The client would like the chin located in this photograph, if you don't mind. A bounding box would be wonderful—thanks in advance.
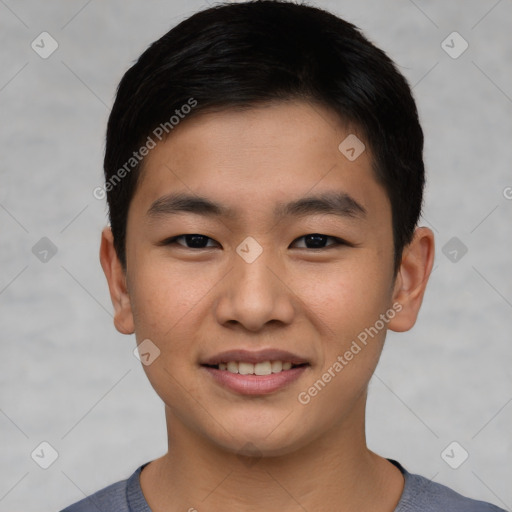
[223,434,306,459]
[208,415,310,459]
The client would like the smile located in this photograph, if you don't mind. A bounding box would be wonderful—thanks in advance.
[201,363,309,395]
[204,361,307,375]
[200,349,310,394]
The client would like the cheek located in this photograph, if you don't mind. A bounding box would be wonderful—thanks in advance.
[294,266,390,423]
[295,257,393,336]
[129,254,213,335]
[294,255,393,399]
[129,259,210,402]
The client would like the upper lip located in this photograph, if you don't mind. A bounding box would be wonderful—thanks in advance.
[201,349,309,366]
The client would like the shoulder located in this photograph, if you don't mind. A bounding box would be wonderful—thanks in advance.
[59,465,146,512]
[59,479,129,512]
[395,463,506,512]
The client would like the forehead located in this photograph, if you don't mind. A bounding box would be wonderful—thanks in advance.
[130,101,389,224]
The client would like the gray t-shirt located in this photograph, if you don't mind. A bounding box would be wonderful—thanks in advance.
[60,459,506,511]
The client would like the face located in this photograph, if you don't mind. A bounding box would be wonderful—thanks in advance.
[101,101,433,457]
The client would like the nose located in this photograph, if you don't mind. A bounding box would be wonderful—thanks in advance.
[213,243,296,333]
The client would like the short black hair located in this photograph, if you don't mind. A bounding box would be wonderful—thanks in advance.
[104,0,424,274]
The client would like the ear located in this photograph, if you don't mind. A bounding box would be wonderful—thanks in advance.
[388,227,435,332]
[99,226,135,335]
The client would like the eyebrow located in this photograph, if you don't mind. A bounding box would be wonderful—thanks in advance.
[147,191,367,221]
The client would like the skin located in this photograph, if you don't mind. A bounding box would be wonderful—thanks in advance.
[100,101,435,512]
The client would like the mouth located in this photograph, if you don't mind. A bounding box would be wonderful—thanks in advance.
[202,361,309,375]
[200,349,310,395]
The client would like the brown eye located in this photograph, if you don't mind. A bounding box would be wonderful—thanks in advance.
[162,234,219,249]
[291,234,347,249]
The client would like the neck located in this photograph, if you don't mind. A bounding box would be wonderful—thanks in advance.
[140,396,404,512]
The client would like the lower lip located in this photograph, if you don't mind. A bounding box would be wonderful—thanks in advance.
[201,365,308,395]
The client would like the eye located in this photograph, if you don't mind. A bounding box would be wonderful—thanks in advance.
[291,233,348,249]
[160,233,349,250]
[162,234,219,249]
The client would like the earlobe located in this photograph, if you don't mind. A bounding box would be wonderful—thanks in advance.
[388,227,435,333]
[99,226,135,335]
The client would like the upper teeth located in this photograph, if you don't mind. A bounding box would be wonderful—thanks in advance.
[217,361,294,375]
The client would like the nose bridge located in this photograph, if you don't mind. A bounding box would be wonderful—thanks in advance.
[234,236,280,305]
[235,242,276,295]
[214,235,295,331]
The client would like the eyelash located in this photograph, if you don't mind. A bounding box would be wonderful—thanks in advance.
[160,234,350,250]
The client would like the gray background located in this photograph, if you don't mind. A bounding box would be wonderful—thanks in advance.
[1,0,511,510]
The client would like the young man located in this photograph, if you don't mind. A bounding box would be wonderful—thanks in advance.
[61,1,505,511]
